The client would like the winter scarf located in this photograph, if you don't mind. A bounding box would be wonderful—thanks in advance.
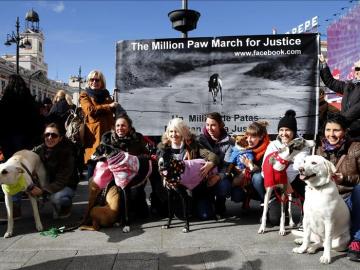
[321,137,346,153]
[1,174,27,196]
[109,128,137,151]
[252,135,270,161]
[86,88,110,104]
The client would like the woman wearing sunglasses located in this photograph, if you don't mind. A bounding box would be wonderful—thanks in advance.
[79,70,118,179]
[31,123,80,219]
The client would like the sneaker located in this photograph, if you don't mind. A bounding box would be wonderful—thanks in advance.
[0,203,22,222]
[348,240,360,262]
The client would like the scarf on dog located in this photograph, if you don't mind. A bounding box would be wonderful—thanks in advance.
[107,151,139,189]
[86,88,110,104]
[252,135,270,161]
[1,174,27,196]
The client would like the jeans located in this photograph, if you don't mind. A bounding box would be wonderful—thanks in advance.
[87,160,97,181]
[251,172,265,202]
[231,187,246,203]
[344,185,360,241]
[50,186,75,211]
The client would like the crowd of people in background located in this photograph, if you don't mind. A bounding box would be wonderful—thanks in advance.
[0,55,360,262]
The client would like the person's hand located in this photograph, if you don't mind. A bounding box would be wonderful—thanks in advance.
[319,54,326,63]
[109,102,118,108]
[240,156,254,171]
[332,172,343,185]
[30,186,43,197]
[200,161,214,178]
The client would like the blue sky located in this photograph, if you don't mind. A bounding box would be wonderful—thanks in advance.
[0,0,355,90]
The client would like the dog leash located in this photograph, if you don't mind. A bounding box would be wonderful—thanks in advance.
[19,162,48,206]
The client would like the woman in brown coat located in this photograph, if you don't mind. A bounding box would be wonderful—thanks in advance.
[316,113,360,262]
[80,70,117,179]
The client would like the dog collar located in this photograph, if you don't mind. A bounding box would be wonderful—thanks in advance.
[273,152,289,166]
[1,174,27,196]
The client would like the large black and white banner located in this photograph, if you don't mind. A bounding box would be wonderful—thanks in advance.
[116,34,319,136]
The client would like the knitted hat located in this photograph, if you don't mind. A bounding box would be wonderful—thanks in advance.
[278,110,297,134]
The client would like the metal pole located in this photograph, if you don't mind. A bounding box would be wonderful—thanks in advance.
[78,66,82,92]
[182,0,188,38]
[15,17,20,74]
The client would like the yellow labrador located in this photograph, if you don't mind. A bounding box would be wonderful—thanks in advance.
[0,150,47,238]
[292,155,350,264]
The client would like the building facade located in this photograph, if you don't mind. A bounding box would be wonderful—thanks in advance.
[0,9,77,101]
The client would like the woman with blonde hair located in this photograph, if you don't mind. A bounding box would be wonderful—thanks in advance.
[80,70,117,179]
[157,118,219,219]
[48,89,73,127]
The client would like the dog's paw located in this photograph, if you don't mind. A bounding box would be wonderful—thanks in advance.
[292,246,306,254]
[162,225,170,229]
[182,227,189,233]
[258,226,265,234]
[3,231,13,238]
[319,255,331,264]
[36,223,43,232]
[306,246,318,254]
[294,238,303,245]
[279,229,286,236]
[289,221,296,228]
[122,226,130,233]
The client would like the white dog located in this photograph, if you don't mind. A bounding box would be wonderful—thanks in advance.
[0,150,47,238]
[259,138,315,235]
[292,155,350,264]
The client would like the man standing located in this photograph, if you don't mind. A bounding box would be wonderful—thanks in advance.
[319,54,360,137]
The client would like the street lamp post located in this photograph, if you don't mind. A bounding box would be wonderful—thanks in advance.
[70,66,86,106]
[168,0,200,38]
[4,17,29,74]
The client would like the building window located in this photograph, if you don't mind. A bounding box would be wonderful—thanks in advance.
[39,41,42,52]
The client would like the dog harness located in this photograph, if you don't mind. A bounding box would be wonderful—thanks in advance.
[2,174,27,196]
[263,152,289,188]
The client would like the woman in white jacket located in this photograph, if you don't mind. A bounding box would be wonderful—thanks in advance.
[262,110,310,200]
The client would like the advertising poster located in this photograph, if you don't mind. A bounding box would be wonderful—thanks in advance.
[116,34,319,136]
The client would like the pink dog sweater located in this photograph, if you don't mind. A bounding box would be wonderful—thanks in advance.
[181,159,218,190]
[93,161,113,189]
[107,151,139,189]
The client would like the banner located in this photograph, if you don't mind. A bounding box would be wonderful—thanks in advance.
[116,34,319,136]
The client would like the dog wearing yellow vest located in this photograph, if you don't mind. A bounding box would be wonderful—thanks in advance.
[0,150,47,238]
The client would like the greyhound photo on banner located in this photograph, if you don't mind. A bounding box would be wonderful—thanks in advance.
[115,33,319,136]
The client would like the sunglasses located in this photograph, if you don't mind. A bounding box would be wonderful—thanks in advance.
[89,78,100,82]
[44,132,59,139]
